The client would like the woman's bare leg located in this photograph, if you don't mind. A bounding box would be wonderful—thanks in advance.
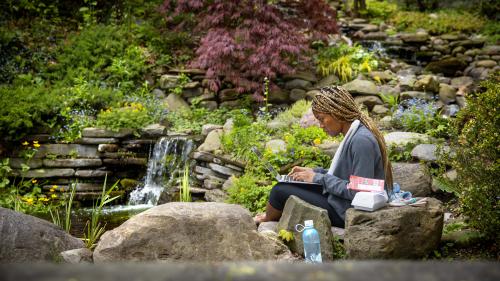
[254,202,282,224]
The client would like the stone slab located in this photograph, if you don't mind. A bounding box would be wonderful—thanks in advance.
[34,144,99,159]
[82,128,134,138]
[74,138,119,145]
[8,158,43,169]
[12,168,75,178]
[102,158,148,166]
[75,170,111,178]
[42,159,102,168]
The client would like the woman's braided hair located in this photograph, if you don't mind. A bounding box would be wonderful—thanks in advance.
[311,85,393,191]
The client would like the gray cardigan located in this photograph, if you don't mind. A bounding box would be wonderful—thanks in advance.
[312,124,385,221]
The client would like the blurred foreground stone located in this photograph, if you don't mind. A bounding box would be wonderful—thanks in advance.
[1,261,498,281]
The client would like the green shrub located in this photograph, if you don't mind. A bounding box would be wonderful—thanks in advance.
[446,75,499,241]
[0,84,62,139]
[273,100,311,124]
[96,102,154,134]
[391,10,486,34]
[166,106,236,134]
[226,174,273,214]
[316,43,378,82]
[361,0,398,22]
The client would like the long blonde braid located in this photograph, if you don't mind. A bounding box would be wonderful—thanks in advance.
[311,85,393,191]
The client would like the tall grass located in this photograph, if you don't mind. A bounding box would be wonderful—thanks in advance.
[49,183,76,233]
[83,175,120,249]
[179,165,191,202]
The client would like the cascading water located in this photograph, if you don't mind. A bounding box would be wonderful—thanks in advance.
[128,137,194,206]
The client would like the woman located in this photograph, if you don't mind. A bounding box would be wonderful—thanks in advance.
[254,85,393,227]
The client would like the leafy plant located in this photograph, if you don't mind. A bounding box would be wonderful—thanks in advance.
[391,98,449,138]
[83,177,121,249]
[96,102,154,134]
[278,229,294,242]
[316,43,378,82]
[360,0,398,22]
[226,174,273,214]
[378,93,399,113]
[445,74,499,241]
[0,84,62,140]
[167,106,236,134]
[390,10,486,34]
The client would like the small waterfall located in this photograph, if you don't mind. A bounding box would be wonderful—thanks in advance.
[128,137,194,206]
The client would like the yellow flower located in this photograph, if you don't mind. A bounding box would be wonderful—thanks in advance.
[59,187,65,192]
[22,141,29,146]
[50,188,55,192]
[33,140,39,144]
[52,185,58,189]
[25,198,34,205]
[313,138,322,145]
[33,143,41,148]
[31,179,38,184]
[51,194,58,199]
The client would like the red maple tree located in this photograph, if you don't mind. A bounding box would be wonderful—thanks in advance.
[160,0,338,99]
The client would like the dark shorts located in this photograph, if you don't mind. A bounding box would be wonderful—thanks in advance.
[268,182,344,228]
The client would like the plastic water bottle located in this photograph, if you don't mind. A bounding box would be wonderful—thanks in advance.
[302,220,322,263]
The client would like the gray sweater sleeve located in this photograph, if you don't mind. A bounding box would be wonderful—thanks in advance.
[312,135,378,200]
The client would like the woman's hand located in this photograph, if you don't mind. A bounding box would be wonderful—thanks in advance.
[289,166,315,183]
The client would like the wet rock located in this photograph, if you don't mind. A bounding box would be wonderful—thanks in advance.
[208,163,242,177]
[481,45,500,56]
[450,76,474,88]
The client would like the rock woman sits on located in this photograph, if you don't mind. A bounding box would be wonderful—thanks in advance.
[254,85,393,228]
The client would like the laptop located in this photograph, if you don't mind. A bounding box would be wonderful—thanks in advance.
[251,147,321,186]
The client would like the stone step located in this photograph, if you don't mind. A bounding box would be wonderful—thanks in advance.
[12,168,75,178]
[42,159,102,168]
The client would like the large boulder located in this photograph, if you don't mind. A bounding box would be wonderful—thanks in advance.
[93,202,291,262]
[164,94,190,112]
[345,198,443,259]
[414,75,440,93]
[392,162,432,197]
[276,196,335,261]
[0,207,84,262]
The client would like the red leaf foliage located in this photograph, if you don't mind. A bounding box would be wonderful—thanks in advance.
[160,0,338,98]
